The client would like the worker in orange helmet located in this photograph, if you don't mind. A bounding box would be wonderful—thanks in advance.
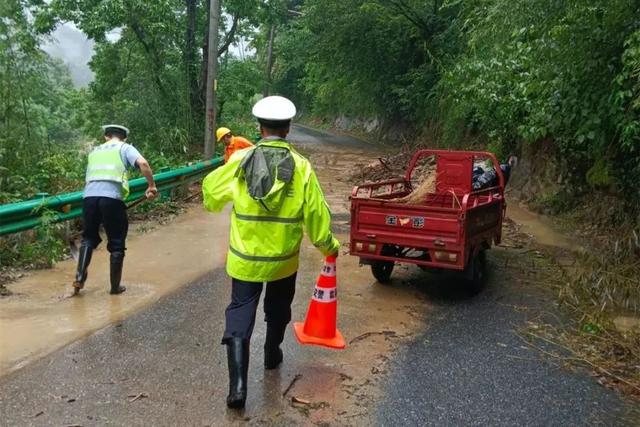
[216,127,254,163]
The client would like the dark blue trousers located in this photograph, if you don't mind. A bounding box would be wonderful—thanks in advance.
[81,197,128,252]
[222,273,297,344]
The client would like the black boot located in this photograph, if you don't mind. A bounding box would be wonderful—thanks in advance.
[109,251,126,295]
[73,243,93,291]
[226,338,249,409]
[264,324,285,370]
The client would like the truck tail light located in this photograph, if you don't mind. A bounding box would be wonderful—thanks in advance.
[355,242,364,251]
[368,244,377,252]
[434,251,457,262]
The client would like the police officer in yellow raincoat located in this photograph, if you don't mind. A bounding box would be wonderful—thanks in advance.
[202,96,340,409]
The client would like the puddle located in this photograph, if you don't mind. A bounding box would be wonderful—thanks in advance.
[506,201,581,251]
[0,207,231,375]
[0,132,388,381]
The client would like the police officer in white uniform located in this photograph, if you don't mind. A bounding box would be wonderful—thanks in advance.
[73,125,158,295]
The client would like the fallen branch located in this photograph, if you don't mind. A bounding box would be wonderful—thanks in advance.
[291,396,310,405]
[378,157,392,172]
[282,374,302,398]
[127,393,148,403]
[349,330,397,344]
[516,331,640,394]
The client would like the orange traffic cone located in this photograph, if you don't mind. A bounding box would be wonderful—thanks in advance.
[293,256,345,349]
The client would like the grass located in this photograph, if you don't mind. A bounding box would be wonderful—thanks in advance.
[521,228,640,399]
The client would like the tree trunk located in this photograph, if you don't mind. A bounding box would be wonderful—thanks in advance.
[200,6,239,107]
[263,24,275,97]
[204,0,220,158]
[200,0,210,110]
[184,0,200,143]
[130,21,172,101]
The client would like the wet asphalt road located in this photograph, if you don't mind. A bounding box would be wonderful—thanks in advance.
[2,263,354,426]
[1,125,638,426]
[376,250,637,426]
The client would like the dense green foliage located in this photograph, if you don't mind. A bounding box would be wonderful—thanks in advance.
[1,0,272,266]
[272,0,640,205]
[3,0,640,207]
[0,0,276,203]
[438,0,640,198]
[35,0,266,161]
[0,1,87,202]
[274,0,461,121]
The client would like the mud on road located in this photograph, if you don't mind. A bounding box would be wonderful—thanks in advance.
[0,126,430,425]
[1,125,634,425]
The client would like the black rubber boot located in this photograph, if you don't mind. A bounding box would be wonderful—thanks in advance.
[109,251,126,295]
[226,338,249,409]
[73,243,93,291]
[264,324,285,370]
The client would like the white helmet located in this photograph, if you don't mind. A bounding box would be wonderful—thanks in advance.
[102,124,130,137]
[252,96,296,121]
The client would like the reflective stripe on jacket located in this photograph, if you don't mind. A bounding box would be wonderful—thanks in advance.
[86,141,130,199]
[202,138,340,282]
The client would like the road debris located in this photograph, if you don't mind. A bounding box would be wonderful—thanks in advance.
[349,330,397,344]
[282,374,302,398]
[128,393,149,403]
[291,396,310,405]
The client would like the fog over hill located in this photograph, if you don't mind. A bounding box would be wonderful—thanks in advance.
[42,23,95,88]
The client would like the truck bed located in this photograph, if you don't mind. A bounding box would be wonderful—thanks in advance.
[349,178,503,271]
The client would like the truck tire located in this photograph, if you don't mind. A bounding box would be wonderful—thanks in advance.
[371,260,394,283]
[466,250,486,294]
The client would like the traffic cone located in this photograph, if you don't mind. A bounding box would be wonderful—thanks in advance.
[293,256,345,350]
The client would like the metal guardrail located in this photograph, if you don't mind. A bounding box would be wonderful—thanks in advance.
[0,157,224,236]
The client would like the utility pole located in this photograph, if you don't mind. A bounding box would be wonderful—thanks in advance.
[204,0,220,158]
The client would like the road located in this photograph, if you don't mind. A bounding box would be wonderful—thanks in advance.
[1,125,637,426]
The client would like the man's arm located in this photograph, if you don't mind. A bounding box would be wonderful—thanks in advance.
[202,161,235,212]
[302,169,340,257]
[135,157,158,199]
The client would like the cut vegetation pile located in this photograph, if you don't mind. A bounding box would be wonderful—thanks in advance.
[349,151,437,205]
[523,228,640,399]
[349,150,414,183]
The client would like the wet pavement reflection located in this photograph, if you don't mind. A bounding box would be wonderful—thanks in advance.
[1,125,609,426]
[0,126,433,425]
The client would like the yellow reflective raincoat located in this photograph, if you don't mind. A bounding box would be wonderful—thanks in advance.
[202,138,340,282]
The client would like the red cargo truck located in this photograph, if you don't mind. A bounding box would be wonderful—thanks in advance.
[349,149,506,292]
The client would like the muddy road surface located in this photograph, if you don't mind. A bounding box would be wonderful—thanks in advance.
[0,125,636,426]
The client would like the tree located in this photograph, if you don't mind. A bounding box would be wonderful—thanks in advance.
[0,0,85,202]
[36,0,261,150]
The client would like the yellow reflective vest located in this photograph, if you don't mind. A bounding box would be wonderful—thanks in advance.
[86,140,130,199]
[202,138,340,282]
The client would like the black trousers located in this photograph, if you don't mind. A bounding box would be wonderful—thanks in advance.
[81,197,128,252]
[222,273,297,344]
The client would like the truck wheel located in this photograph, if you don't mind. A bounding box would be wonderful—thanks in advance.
[371,260,394,283]
[467,251,486,294]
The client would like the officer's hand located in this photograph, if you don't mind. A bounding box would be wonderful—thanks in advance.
[145,186,159,200]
